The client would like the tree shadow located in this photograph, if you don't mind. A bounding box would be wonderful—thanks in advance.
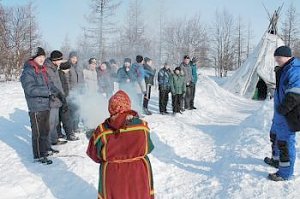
[0,108,97,199]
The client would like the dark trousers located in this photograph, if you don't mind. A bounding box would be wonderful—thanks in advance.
[172,94,183,113]
[185,83,195,109]
[57,107,73,138]
[159,89,170,113]
[69,102,79,132]
[191,83,196,107]
[143,85,152,109]
[29,110,50,159]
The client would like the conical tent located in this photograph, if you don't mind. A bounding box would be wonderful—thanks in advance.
[223,9,284,99]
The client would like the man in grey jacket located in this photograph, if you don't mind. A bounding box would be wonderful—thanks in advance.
[180,55,194,110]
[45,50,72,147]
[20,47,54,165]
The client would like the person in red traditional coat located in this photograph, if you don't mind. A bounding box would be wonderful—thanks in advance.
[87,90,155,199]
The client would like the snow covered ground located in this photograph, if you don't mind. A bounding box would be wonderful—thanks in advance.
[0,73,300,199]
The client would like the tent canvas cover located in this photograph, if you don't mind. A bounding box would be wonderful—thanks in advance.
[223,8,285,99]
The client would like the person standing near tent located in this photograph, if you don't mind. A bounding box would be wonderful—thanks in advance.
[86,90,154,199]
[20,47,53,164]
[158,63,172,115]
[265,46,300,181]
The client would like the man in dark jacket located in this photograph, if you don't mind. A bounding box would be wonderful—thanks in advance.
[109,58,119,85]
[158,63,172,114]
[265,46,300,181]
[59,51,82,134]
[117,58,141,112]
[132,55,146,113]
[20,47,53,165]
[180,55,194,111]
[46,50,78,144]
[143,57,156,115]
[97,61,114,98]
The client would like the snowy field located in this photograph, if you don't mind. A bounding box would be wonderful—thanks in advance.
[1,73,300,199]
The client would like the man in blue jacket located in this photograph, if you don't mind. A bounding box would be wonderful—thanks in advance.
[20,47,56,165]
[265,46,300,181]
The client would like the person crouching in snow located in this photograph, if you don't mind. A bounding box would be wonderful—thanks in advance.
[170,67,186,114]
[86,90,155,199]
[265,46,300,181]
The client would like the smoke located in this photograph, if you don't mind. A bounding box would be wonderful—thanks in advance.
[68,66,146,130]
[69,86,109,130]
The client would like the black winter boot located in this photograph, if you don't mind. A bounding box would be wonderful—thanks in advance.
[268,173,287,181]
[264,157,279,168]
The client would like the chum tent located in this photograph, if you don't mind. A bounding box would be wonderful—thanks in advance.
[223,8,284,99]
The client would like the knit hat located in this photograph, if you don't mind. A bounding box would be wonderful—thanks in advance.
[175,66,181,71]
[108,90,131,116]
[109,59,117,64]
[88,58,97,64]
[183,55,190,60]
[274,46,292,57]
[144,57,151,63]
[136,55,143,63]
[50,50,63,61]
[31,47,46,59]
[124,58,131,64]
[69,51,78,59]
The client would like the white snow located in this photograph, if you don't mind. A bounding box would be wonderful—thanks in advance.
[1,72,300,199]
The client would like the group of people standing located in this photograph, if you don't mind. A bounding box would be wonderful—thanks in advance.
[158,55,198,114]
[20,48,86,164]
[20,47,200,198]
[117,55,156,115]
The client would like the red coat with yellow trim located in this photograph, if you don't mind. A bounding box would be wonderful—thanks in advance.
[87,117,155,199]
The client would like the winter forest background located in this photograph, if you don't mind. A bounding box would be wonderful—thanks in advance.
[0,0,299,81]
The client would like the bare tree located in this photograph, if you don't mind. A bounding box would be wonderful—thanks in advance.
[211,9,236,77]
[162,14,209,67]
[60,34,72,58]
[281,3,299,48]
[84,0,121,61]
[120,0,150,58]
[0,2,41,80]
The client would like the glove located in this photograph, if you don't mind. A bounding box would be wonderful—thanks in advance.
[57,92,67,104]
[192,57,198,64]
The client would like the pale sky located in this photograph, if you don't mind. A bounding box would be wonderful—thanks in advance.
[1,0,299,50]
